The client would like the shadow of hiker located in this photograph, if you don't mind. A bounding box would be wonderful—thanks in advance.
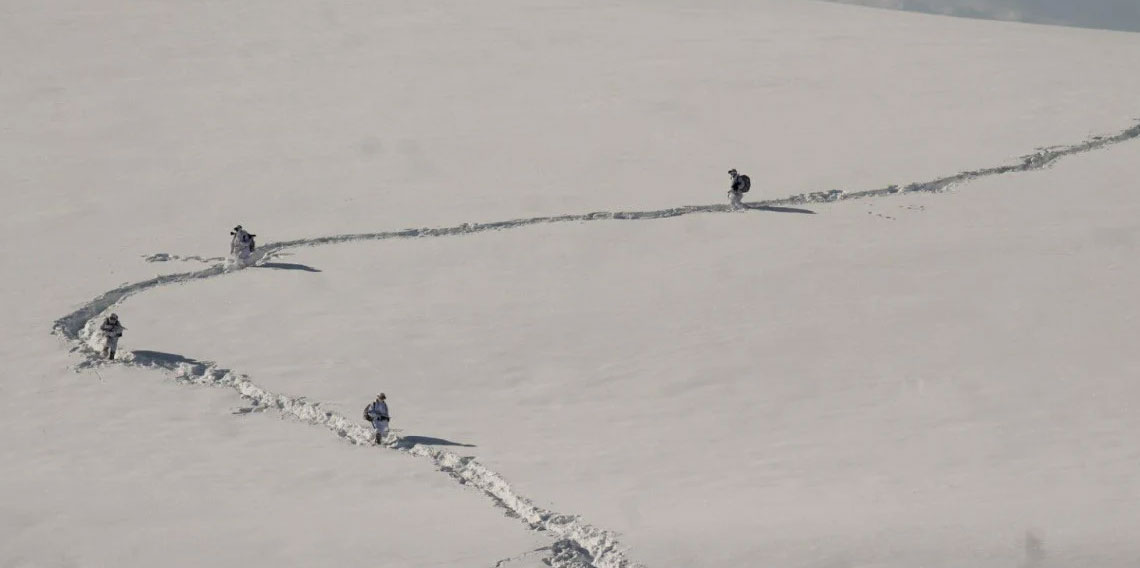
[395,435,477,448]
[128,350,201,366]
[257,262,322,272]
[748,205,816,214]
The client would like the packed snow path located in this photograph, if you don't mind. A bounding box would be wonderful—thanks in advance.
[51,121,1140,568]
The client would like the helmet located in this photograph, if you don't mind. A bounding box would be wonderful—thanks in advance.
[233,225,243,232]
[728,169,738,176]
[377,393,386,400]
[108,313,119,320]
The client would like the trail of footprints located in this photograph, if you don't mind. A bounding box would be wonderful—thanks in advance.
[53,122,1140,568]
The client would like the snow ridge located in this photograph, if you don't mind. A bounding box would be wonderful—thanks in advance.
[51,121,1140,568]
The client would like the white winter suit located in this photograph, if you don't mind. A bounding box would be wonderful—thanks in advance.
[366,400,390,439]
[99,318,124,359]
[728,173,749,210]
[230,229,255,261]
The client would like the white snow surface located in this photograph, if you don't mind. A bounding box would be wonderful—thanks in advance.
[4,0,1140,566]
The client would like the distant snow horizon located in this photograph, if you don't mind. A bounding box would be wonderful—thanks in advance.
[822,0,1140,33]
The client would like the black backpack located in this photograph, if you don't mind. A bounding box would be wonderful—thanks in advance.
[735,175,751,193]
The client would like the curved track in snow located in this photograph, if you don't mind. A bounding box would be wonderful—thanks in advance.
[52,121,1140,568]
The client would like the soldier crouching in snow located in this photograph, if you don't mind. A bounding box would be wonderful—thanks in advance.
[230,225,256,264]
[99,313,124,360]
[364,393,390,444]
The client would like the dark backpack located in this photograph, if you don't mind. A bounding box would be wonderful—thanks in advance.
[735,175,751,193]
[363,405,371,421]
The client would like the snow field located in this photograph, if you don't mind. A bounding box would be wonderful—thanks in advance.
[117,135,1140,567]
[5,0,1140,566]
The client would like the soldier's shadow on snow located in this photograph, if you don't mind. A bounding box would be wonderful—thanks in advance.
[746,204,816,214]
[256,262,322,273]
[129,350,201,367]
[395,435,476,448]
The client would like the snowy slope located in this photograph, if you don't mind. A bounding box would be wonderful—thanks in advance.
[116,133,1140,568]
[4,0,1140,566]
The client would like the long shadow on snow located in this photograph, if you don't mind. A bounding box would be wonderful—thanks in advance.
[746,204,816,214]
[129,350,225,377]
[394,435,476,448]
[130,350,199,365]
[256,262,322,272]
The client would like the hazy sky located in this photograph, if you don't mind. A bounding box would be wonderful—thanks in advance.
[826,0,1140,32]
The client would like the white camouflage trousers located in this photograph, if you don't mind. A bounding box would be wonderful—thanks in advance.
[102,335,119,357]
[728,190,746,210]
[371,417,390,438]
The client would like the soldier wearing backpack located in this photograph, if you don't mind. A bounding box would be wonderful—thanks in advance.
[728,168,751,210]
[230,225,256,263]
[363,393,390,444]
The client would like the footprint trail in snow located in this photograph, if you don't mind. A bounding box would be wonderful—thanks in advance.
[52,121,1140,568]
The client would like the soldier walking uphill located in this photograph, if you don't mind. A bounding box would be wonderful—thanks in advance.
[230,225,256,264]
[364,393,391,444]
[727,168,751,210]
[99,313,124,360]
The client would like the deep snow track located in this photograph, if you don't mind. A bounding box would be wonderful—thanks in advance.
[51,121,1140,568]
[109,350,635,568]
